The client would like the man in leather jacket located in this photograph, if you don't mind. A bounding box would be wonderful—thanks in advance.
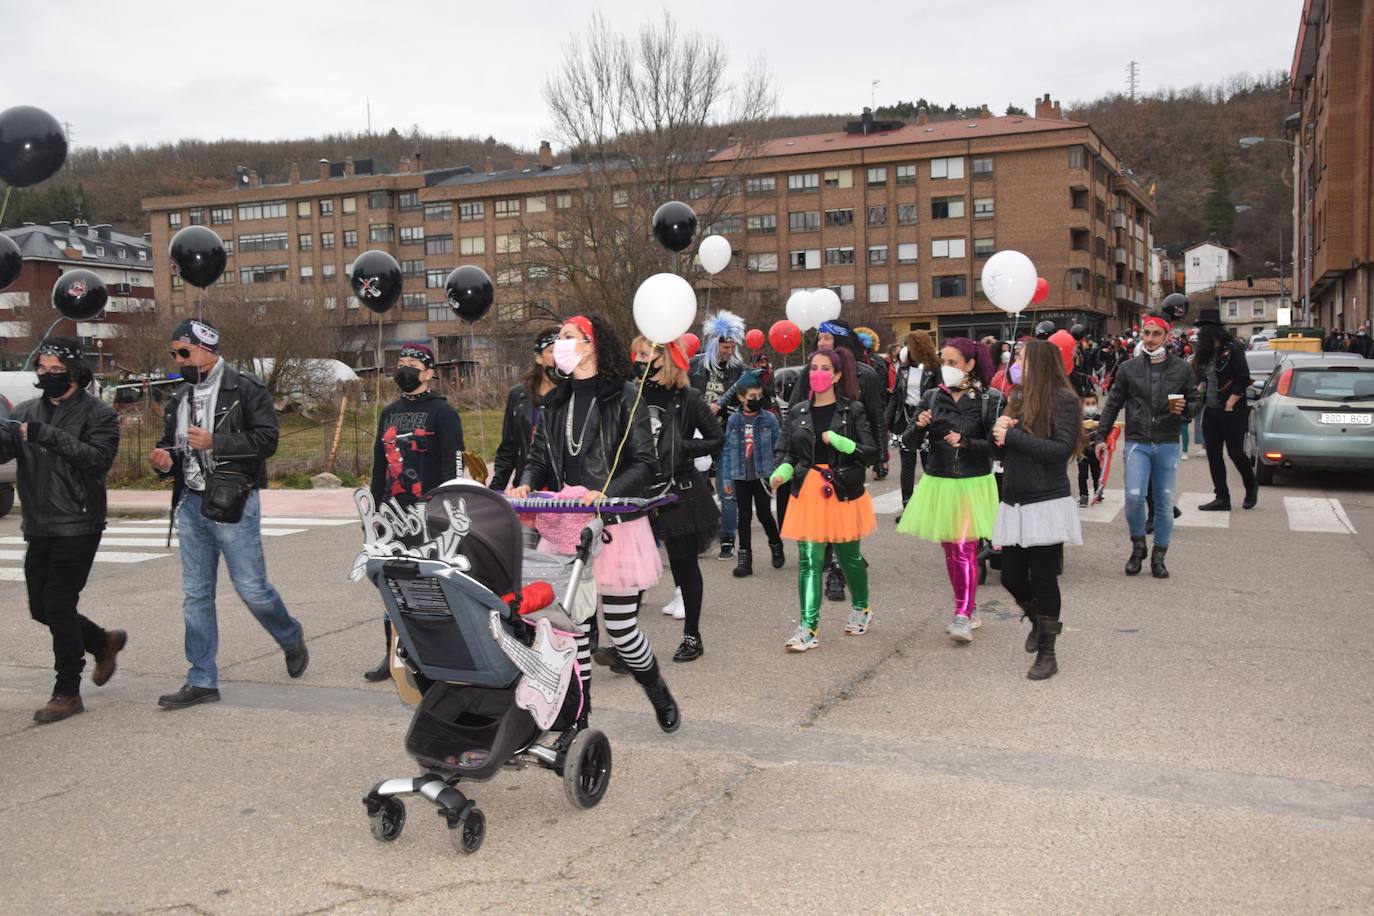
[149,319,307,709]
[0,339,125,723]
[1093,313,1200,579]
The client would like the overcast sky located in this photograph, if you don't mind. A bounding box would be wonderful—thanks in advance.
[6,0,1301,153]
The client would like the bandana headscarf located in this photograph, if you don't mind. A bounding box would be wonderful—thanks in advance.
[38,340,81,362]
[399,342,435,368]
[565,315,595,344]
[171,318,221,353]
[533,329,559,354]
[1141,315,1172,333]
[818,321,851,338]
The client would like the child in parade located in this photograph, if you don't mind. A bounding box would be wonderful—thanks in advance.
[719,374,784,578]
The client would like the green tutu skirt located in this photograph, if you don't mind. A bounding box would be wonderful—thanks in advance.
[897,473,999,543]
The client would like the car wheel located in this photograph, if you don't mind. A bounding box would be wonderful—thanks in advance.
[0,484,13,519]
[1253,448,1275,486]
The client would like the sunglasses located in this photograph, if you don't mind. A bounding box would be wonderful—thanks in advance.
[817,467,836,500]
[169,347,194,359]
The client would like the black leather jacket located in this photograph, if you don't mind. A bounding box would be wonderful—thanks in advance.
[885,363,939,444]
[789,359,888,451]
[156,362,279,506]
[774,393,877,484]
[994,390,1081,506]
[1096,354,1200,445]
[0,389,120,538]
[645,385,723,488]
[901,384,1003,479]
[519,375,657,520]
[490,382,544,491]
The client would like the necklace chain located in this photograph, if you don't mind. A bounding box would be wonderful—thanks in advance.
[566,392,592,456]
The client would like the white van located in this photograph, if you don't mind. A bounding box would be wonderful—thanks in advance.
[0,371,40,518]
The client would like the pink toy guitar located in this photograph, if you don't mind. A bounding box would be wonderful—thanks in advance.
[488,611,575,730]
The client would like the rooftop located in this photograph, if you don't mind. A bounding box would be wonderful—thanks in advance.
[1216,277,1294,297]
[712,114,1088,160]
[2,221,153,269]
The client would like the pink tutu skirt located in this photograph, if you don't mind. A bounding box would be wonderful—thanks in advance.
[593,516,662,592]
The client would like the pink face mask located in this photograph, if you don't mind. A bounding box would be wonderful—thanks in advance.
[809,369,835,394]
[1009,363,1023,385]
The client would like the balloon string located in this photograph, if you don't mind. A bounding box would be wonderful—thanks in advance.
[23,317,67,370]
[374,313,383,432]
[0,186,11,227]
[468,320,486,456]
[597,353,651,524]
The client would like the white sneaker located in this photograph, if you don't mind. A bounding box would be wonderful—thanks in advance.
[947,614,973,642]
[1181,451,1189,460]
[661,588,684,618]
[784,626,819,652]
[969,608,982,630]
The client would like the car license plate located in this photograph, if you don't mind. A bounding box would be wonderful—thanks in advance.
[1319,412,1372,425]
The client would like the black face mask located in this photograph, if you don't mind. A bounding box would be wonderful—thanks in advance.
[394,366,424,393]
[744,398,761,412]
[36,372,72,397]
[180,364,205,385]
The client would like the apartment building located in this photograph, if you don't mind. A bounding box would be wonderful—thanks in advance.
[1216,277,1294,339]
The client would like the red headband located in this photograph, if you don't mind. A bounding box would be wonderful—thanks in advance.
[1141,315,1172,332]
[565,315,595,344]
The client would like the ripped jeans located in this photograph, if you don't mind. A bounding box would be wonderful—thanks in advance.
[1123,441,1180,547]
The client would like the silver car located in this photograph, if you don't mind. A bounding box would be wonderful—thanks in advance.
[1247,353,1374,485]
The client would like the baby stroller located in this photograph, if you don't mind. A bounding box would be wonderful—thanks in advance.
[359,481,624,855]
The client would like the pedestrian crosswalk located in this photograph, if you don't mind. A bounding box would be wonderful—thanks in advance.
[0,516,357,582]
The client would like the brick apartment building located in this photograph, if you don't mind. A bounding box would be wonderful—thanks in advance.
[1290,0,1374,333]
[143,95,1155,366]
[0,221,155,371]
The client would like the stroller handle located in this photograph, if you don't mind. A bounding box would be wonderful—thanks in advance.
[506,493,679,514]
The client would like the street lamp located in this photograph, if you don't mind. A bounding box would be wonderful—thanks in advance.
[1239,136,1309,326]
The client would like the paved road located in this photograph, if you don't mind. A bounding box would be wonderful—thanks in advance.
[1,459,1372,914]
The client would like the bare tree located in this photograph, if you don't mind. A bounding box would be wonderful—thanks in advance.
[202,288,344,409]
[520,12,776,335]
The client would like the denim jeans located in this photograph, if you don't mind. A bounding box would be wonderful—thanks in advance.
[178,490,301,688]
[1123,441,1180,546]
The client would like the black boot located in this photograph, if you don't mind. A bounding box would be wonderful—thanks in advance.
[1198,497,1231,511]
[1017,600,1041,653]
[1027,618,1061,680]
[1125,536,1148,576]
[363,618,393,682]
[732,548,753,578]
[1242,488,1258,510]
[824,564,846,601]
[638,665,681,733]
[1151,545,1170,579]
[717,536,735,561]
[770,541,785,569]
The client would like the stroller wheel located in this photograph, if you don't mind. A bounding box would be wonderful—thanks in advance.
[564,728,613,810]
[450,807,485,855]
[366,797,405,843]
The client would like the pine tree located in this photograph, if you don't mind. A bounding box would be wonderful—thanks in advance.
[1202,157,1235,242]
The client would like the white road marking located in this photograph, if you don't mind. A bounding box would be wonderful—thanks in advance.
[870,489,904,514]
[1284,496,1358,534]
[115,516,354,527]
[1079,490,1124,523]
[101,527,304,537]
[1171,492,1232,528]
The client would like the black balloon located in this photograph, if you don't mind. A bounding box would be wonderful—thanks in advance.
[1070,323,1086,341]
[1161,292,1189,323]
[445,265,494,322]
[0,234,21,291]
[52,269,108,320]
[0,106,68,188]
[349,250,403,314]
[168,225,227,289]
[1034,320,1055,340]
[652,200,697,253]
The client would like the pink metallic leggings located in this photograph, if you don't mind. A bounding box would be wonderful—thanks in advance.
[941,540,979,618]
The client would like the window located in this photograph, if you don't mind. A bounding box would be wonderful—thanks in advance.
[368,191,392,209]
[1069,269,1088,291]
[933,275,967,298]
[343,230,358,247]
[426,268,449,289]
[868,206,887,227]
[342,197,357,214]
[706,215,742,235]
[398,191,421,212]
[495,233,520,254]
[240,263,289,284]
[746,214,777,234]
[525,195,547,214]
[972,157,994,176]
[869,283,889,303]
[424,202,452,221]
[612,189,629,208]
[314,199,334,219]
[555,193,572,210]
[399,226,425,245]
[296,201,311,219]
[1070,188,1089,210]
[223,240,234,256]
[931,238,967,259]
[238,232,289,252]
[324,296,337,310]
[427,303,449,321]
[823,169,853,189]
[790,249,820,270]
[747,252,778,273]
[973,198,994,218]
[897,242,918,264]
[459,236,485,256]
[298,233,312,251]
[895,164,916,185]
[528,265,550,280]
[1191,256,1200,267]
[825,246,855,266]
[402,292,427,309]
[973,278,987,300]
[1227,301,1239,318]
[745,176,776,197]
[298,265,314,284]
[1068,146,1086,169]
[322,264,336,279]
[898,281,919,302]
[496,267,521,286]
[836,284,856,302]
[459,201,484,222]
[368,224,395,243]
[932,197,965,219]
[211,207,233,225]
[787,173,819,193]
[868,245,889,265]
[168,212,182,229]
[897,204,918,225]
[171,274,184,290]
[1252,299,1265,316]
[930,157,965,180]
[400,259,425,277]
[495,198,520,218]
[824,208,854,228]
[237,200,287,220]
[788,211,820,232]
[188,208,204,226]
[974,237,996,258]
[426,234,454,255]
[866,167,887,187]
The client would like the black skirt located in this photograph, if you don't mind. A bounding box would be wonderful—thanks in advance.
[651,468,720,551]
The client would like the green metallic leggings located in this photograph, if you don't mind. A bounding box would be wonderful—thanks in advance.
[797,540,869,631]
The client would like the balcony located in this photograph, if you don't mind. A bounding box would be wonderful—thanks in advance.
[1112,211,1127,229]
[1113,247,1127,265]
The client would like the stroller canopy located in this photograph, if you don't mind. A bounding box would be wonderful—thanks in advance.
[423,481,523,598]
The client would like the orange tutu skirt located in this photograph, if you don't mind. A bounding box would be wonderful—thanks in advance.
[780,465,877,544]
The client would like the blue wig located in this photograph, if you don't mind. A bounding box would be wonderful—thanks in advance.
[702,309,745,369]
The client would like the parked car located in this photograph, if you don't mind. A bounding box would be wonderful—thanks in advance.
[0,371,40,519]
[1243,350,1283,399]
[1247,353,1374,485]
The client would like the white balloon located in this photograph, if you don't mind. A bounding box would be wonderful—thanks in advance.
[786,289,817,330]
[697,235,732,275]
[980,250,1038,315]
[633,273,698,344]
[811,287,842,325]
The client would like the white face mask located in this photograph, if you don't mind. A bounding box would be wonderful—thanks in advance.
[1001,351,1011,364]
[553,338,585,374]
[898,346,909,365]
[1143,344,1166,359]
[941,365,967,388]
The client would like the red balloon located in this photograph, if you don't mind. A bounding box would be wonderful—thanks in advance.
[1048,330,1076,374]
[681,332,701,359]
[744,328,765,350]
[768,319,802,354]
[1032,277,1050,304]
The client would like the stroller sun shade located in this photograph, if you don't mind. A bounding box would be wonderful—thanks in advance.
[422,482,523,597]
